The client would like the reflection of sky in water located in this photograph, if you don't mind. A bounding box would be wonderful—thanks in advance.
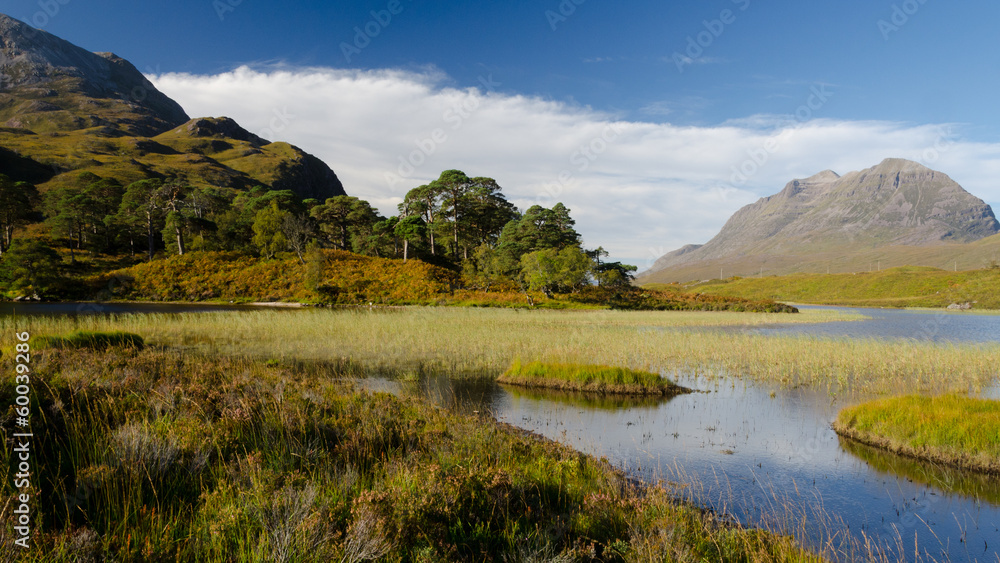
[363,373,1000,562]
[494,378,1000,562]
[753,305,1000,343]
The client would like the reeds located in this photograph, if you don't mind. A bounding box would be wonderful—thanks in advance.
[5,307,994,395]
[498,360,687,396]
[0,347,824,561]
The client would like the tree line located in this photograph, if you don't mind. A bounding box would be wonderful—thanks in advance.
[0,169,636,297]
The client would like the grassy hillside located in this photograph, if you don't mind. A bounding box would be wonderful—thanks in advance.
[659,266,1000,309]
[86,250,799,312]
[95,250,458,304]
[0,118,343,198]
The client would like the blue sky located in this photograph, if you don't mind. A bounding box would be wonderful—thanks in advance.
[7,0,1000,266]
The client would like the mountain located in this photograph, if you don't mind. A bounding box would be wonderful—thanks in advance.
[640,158,1000,283]
[0,13,345,199]
[0,13,188,136]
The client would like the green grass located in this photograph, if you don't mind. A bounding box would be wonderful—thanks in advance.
[834,395,1000,474]
[7,306,999,396]
[30,330,145,351]
[671,266,1000,309]
[498,360,687,396]
[0,347,824,562]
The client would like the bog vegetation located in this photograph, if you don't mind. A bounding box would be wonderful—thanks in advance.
[9,307,1000,397]
[0,344,823,561]
[498,360,688,396]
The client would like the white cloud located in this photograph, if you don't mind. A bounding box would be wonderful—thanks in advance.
[150,66,1000,268]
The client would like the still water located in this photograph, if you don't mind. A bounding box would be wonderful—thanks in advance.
[757,305,1000,343]
[370,307,1000,562]
[368,374,1000,563]
[9,303,1000,560]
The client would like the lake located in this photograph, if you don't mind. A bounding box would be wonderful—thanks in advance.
[758,305,1000,343]
[366,306,1000,562]
[11,302,1000,561]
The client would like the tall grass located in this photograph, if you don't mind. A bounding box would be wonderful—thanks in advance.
[0,347,824,561]
[5,307,996,395]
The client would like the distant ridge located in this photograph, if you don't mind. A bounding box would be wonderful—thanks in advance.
[639,158,1000,283]
[0,13,346,200]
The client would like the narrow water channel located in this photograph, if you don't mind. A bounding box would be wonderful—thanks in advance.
[372,373,1000,563]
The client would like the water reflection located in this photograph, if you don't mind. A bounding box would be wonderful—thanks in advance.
[500,385,677,411]
[839,437,1000,507]
[362,372,1000,562]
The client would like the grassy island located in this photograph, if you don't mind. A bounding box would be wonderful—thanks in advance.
[498,360,688,396]
[834,395,1000,474]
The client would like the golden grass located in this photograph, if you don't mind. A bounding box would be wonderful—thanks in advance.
[5,307,997,395]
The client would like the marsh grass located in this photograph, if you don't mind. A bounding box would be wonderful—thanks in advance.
[498,360,686,396]
[5,307,996,395]
[0,347,824,561]
[834,395,1000,474]
[30,330,145,351]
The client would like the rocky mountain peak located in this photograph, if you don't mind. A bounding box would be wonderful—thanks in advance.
[642,159,1000,282]
[0,13,347,201]
[0,13,189,136]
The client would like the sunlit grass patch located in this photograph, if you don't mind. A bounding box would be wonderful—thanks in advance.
[834,395,1000,474]
[498,360,687,396]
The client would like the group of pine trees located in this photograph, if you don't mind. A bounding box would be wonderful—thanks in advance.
[0,169,636,297]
